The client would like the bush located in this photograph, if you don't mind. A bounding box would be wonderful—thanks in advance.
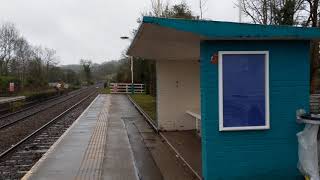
[25,89,59,102]
[69,85,81,91]
[10,101,25,112]
[25,77,48,89]
[104,82,108,88]
[0,76,21,95]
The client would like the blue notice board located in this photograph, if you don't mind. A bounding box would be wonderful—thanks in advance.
[219,52,269,131]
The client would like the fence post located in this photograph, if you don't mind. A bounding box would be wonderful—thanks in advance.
[131,83,134,94]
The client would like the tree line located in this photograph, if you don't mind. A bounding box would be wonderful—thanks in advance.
[0,22,83,94]
[5,0,319,95]
[0,1,199,96]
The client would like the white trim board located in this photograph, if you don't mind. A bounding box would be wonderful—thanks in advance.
[218,51,270,131]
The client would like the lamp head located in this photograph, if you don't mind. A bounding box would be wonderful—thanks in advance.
[120,36,130,40]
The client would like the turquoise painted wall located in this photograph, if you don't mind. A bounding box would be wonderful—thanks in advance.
[200,40,310,180]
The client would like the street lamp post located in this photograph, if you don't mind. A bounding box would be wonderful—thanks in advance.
[121,36,134,94]
[238,0,242,23]
[130,56,134,94]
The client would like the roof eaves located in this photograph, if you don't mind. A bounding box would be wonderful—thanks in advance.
[142,16,320,40]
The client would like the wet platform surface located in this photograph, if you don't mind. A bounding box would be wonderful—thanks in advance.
[23,95,138,180]
[120,94,196,180]
[161,131,202,178]
[23,94,196,180]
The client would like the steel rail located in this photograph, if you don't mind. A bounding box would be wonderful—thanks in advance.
[0,88,89,120]
[0,88,93,130]
[0,95,60,119]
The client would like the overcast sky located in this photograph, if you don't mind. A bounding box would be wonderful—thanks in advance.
[0,0,239,65]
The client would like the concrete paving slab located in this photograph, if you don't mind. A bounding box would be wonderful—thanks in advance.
[112,95,163,180]
[161,131,202,178]
[101,95,138,180]
[125,95,198,180]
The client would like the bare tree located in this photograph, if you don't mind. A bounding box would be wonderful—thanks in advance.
[241,0,320,93]
[27,45,49,87]
[14,37,31,86]
[0,23,19,75]
[150,0,163,17]
[80,59,93,84]
[148,0,172,17]
[32,45,44,60]
[301,0,320,93]
[43,47,59,79]
[199,0,208,19]
[0,21,65,92]
[240,0,305,25]
[303,0,320,26]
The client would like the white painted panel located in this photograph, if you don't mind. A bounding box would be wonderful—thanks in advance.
[156,60,200,131]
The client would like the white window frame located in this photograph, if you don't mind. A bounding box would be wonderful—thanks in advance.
[218,51,270,131]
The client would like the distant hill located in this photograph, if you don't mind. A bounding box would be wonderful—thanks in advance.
[60,64,82,73]
[60,60,122,81]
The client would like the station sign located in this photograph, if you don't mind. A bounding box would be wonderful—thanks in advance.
[9,82,14,92]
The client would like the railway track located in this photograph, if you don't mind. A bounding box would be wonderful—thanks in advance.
[0,87,98,155]
[0,90,98,179]
[0,87,91,130]
[0,94,60,116]
[0,88,88,116]
[0,87,88,120]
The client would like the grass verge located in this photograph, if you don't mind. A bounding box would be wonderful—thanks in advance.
[99,87,111,94]
[129,94,156,121]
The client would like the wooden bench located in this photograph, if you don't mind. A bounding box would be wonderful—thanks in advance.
[186,109,201,137]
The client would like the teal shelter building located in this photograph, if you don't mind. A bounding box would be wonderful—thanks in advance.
[127,17,320,179]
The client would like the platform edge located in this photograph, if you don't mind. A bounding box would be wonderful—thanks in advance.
[21,94,100,180]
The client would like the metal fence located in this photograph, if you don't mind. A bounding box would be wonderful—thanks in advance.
[110,83,144,94]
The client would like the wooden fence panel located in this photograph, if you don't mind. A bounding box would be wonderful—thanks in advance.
[110,83,145,94]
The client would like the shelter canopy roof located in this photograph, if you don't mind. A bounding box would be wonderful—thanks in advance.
[127,16,320,60]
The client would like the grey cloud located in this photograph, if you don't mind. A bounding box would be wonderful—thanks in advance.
[0,0,237,65]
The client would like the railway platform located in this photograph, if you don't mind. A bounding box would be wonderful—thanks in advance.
[0,96,25,104]
[22,94,196,180]
[22,94,138,180]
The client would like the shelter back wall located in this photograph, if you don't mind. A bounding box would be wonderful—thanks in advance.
[200,40,309,179]
[156,60,200,131]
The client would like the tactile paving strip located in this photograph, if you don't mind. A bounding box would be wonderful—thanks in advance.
[75,95,110,180]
